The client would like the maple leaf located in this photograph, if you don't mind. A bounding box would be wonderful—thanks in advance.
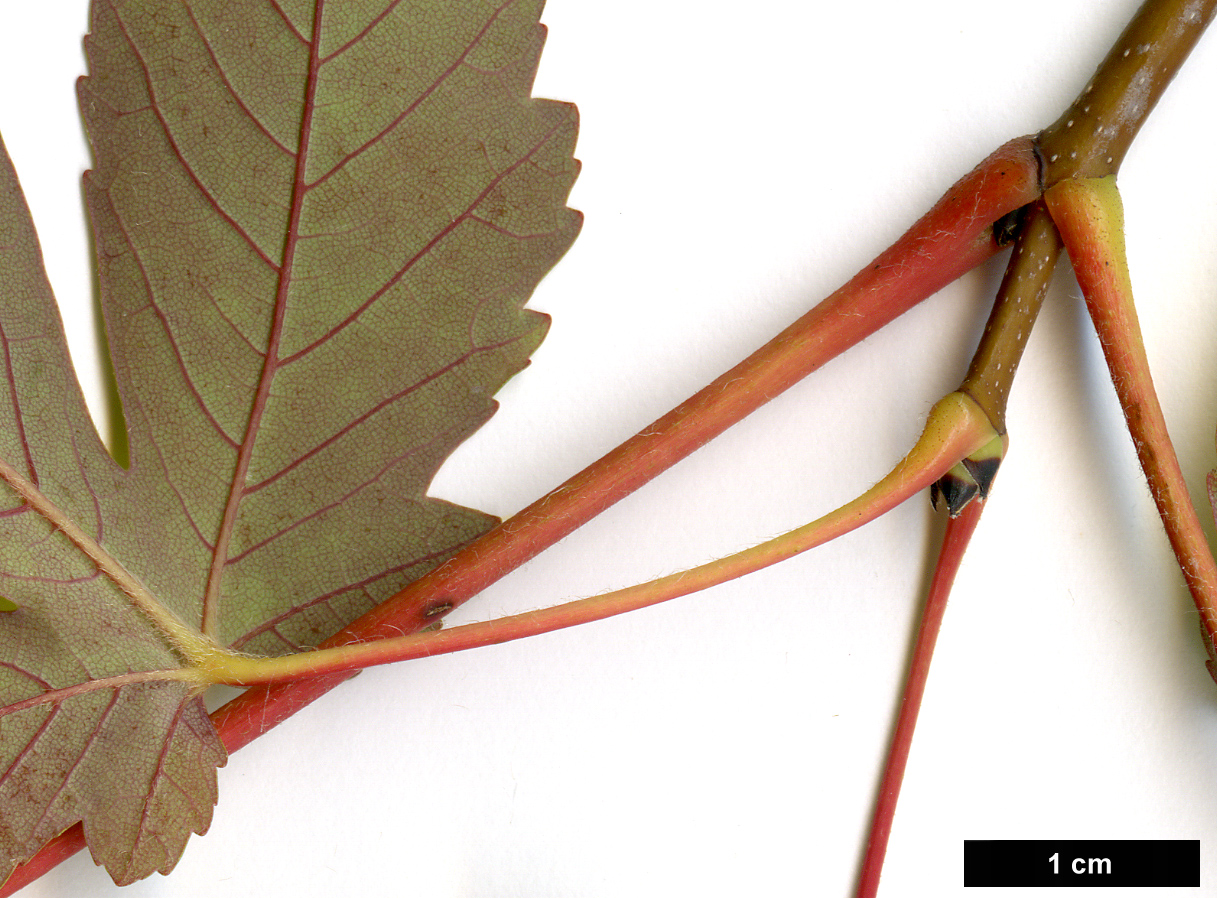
[0,0,578,885]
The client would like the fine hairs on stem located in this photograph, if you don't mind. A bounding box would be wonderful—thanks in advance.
[6,0,1217,894]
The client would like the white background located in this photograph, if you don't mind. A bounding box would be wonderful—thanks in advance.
[5,0,1217,895]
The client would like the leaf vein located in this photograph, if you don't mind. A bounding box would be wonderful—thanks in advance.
[0,671,198,722]
[108,193,242,452]
[267,0,309,45]
[318,0,406,64]
[120,393,218,551]
[0,322,40,487]
[200,0,325,637]
[248,337,525,494]
[66,401,108,545]
[196,282,266,359]
[28,690,121,837]
[228,426,466,563]
[0,701,57,800]
[108,1,284,272]
[0,569,102,587]
[133,698,204,853]
[283,111,570,365]
[183,1,296,157]
[229,539,476,650]
[307,0,517,190]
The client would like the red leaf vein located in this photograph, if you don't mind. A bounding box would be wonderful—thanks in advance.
[109,2,283,272]
[267,0,309,46]
[29,690,120,836]
[318,0,407,65]
[247,337,525,495]
[200,0,326,637]
[120,391,217,551]
[228,420,472,563]
[183,2,296,158]
[307,0,517,190]
[0,322,39,487]
[283,113,569,366]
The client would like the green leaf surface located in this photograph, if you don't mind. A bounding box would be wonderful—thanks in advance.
[0,0,578,883]
[0,129,224,886]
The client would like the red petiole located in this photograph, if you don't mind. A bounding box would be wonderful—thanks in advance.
[7,0,1217,893]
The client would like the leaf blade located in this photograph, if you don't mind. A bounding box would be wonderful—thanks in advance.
[82,0,580,651]
[0,128,226,883]
[0,0,577,883]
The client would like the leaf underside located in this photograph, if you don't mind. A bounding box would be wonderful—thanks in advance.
[0,0,578,884]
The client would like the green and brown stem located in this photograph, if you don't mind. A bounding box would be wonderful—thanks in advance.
[854,6,1217,885]
[1038,0,1217,183]
[958,202,1063,433]
[853,7,1217,888]
[7,0,1215,890]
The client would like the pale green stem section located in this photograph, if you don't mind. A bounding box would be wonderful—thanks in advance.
[1044,175,1217,671]
[197,392,999,686]
[0,457,227,670]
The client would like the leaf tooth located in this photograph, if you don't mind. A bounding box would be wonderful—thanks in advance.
[281,108,576,364]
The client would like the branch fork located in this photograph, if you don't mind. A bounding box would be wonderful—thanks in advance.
[7,0,1217,893]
